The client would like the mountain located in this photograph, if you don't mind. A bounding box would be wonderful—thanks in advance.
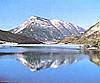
[0,30,42,44]
[82,21,100,39]
[11,16,85,42]
[78,21,100,45]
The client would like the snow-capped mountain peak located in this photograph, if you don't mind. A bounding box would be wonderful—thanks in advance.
[11,16,85,41]
[28,16,37,20]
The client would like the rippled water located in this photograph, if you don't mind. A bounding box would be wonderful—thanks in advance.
[0,45,100,83]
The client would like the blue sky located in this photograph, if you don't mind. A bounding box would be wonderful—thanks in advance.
[0,0,100,30]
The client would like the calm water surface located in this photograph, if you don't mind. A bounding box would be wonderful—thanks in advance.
[0,45,100,83]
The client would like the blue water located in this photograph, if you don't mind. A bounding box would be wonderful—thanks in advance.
[0,45,100,83]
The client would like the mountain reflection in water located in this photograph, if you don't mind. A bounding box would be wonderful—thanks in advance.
[20,51,86,71]
[87,51,100,66]
[0,46,100,83]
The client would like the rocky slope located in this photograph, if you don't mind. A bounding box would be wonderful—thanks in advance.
[0,30,42,44]
[82,21,100,39]
[11,16,85,42]
[78,21,100,45]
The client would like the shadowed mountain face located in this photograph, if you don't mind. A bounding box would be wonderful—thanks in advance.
[0,30,42,44]
[11,16,85,42]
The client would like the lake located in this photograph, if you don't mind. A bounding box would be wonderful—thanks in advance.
[0,45,100,83]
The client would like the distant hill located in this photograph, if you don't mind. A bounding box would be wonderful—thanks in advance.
[57,36,79,44]
[11,16,85,42]
[0,30,42,44]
